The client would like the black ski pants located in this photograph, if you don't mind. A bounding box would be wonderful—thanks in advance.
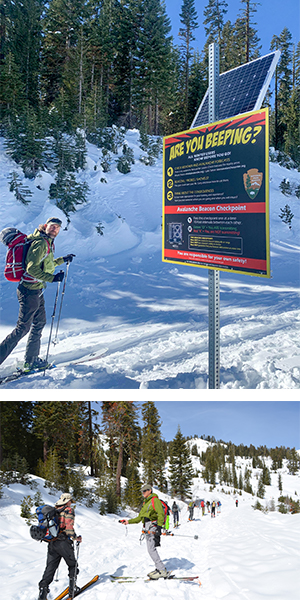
[39,537,76,589]
[0,283,46,365]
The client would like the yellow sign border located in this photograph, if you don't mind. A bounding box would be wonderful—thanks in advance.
[162,108,270,279]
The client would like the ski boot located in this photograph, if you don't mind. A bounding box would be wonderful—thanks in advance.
[148,568,169,580]
[69,577,80,598]
[38,587,48,600]
[23,357,50,373]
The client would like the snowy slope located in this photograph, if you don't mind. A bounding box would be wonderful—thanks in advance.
[1,460,299,600]
[0,131,299,389]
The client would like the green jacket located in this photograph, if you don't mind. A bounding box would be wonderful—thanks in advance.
[128,493,165,527]
[23,228,64,290]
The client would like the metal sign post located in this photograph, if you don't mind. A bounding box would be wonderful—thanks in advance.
[208,43,220,389]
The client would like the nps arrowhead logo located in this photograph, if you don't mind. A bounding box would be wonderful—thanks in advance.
[243,168,263,199]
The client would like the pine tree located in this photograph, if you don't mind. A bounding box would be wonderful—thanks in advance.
[278,472,283,492]
[41,0,88,107]
[203,0,228,44]
[0,51,25,123]
[203,0,228,73]
[270,28,293,151]
[235,0,261,63]
[33,401,81,465]
[141,401,164,486]
[179,0,199,129]
[283,43,300,165]
[279,204,294,229]
[287,448,300,475]
[0,402,40,471]
[8,171,33,204]
[132,0,173,134]
[187,50,207,127]
[76,402,100,476]
[49,131,89,225]
[262,463,271,485]
[257,472,265,498]
[168,426,194,500]
[123,462,143,510]
[244,467,253,494]
[2,0,44,109]
[101,401,140,498]
[5,106,45,178]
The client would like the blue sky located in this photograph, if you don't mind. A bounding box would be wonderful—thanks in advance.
[149,401,300,448]
[95,400,299,450]
[164,0,299,57]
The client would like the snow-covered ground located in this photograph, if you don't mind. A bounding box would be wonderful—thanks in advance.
[1,448,299,600]
[0,130,299,389]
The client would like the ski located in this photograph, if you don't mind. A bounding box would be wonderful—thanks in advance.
[0,349,108,385]
[110,574,200,584]
[53,586,69,600]
[55,575,99,600]
[0,364,54,385]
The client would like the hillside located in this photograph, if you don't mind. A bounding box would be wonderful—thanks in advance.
[1,442,299,600]
[0,131,299,389]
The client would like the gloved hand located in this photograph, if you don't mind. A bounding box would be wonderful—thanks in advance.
[63,254,76,263]
[53,271,64,282]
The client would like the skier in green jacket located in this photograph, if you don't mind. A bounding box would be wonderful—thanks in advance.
[120,484,169,580]
[0,217,75,370]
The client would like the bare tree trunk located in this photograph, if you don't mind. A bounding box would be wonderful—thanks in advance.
[116,438,123,497]
[88,401,94,476]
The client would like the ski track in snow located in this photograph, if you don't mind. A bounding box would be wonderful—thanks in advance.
[0,132,299,390]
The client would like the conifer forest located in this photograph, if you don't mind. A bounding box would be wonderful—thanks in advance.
[0,401,299,513]
[0,1,299,223]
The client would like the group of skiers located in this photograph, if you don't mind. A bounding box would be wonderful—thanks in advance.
[0,218,75,371]
[36,485,206,598]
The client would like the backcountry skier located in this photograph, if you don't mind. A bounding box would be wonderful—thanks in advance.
[120,484,169,580]
[188,500,196,521]
[172,500,179,527]
[0,218,75,370]
[38,493,82,600]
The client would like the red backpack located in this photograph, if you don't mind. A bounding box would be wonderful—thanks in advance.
[151,497,170,526]
[0,227,50,282]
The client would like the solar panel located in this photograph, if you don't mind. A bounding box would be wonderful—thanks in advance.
[191,51,280,128]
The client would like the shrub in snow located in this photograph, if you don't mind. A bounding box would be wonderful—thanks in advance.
[96,222,105,236]
[116,144,135,174]
[20,495,36,524]
[279,178,292,196]
[279,204,294,229]
[139,132,162,166]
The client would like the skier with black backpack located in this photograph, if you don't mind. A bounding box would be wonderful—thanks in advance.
[0,218,75,371]
[35,493,82,600]
[119,483,169,580]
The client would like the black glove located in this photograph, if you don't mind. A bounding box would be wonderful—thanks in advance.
[53,271,64,282]
[63,253,76,263]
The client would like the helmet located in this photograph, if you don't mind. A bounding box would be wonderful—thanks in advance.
[30,525,45,541]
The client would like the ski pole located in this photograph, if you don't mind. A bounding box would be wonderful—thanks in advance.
[43,274,62,375]
[53,261,70,345]
[163,532,199,540]
[71,541,80,600]
[142,529,198,540]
